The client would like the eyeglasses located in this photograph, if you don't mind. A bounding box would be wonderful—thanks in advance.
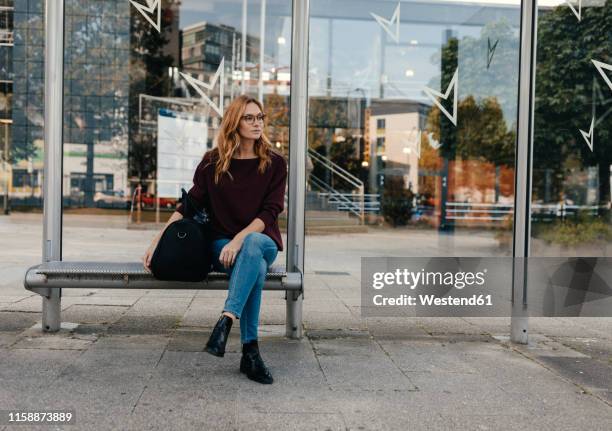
[241,114,266,125]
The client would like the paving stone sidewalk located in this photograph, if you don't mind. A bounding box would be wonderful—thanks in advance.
[1,295,610,430]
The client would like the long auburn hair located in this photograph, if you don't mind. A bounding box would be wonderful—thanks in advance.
[206,95,275,184]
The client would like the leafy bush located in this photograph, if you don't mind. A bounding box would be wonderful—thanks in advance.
[537,216,612,247]
[380,176,415,227]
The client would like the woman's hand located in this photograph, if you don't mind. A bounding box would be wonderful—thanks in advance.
[142,236,160,272]
[219,238,243,269]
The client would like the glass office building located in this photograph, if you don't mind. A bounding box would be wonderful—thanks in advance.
[0,0,610,269]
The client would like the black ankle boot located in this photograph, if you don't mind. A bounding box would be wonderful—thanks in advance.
[240,340,273,384]
[205,315,233,357]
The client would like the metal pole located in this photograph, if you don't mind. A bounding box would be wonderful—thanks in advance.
[231,31,236,99]
[511,0,538,344]
[359,184,364,225]
[3,122,9,214]
[241,0,248,94]
[42,0,64,332]
[286,0,309,339]
[258,0,266,103]
[155,194,160,224]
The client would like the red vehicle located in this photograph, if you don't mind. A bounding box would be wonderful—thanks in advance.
[140,193,177,209]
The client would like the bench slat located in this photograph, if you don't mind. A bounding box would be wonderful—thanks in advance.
[35,261,287,277]
[24,262,302,294]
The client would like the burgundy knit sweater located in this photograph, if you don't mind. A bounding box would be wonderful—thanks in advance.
[176,148,287,251]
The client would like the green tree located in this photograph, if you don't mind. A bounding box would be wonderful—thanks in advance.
[432,19,520,127]
[425,19,519,165]
[329,137,365,181]
[533,4,612,212]
[426,96,515,167]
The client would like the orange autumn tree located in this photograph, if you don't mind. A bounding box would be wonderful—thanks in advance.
[422,95,516,203]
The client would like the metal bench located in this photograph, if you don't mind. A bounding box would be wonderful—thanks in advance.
[24,261,304,338]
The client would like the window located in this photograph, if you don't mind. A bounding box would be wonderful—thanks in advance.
[205,44,220,56]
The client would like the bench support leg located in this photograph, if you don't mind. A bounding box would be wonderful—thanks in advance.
[286,290,303,339]
[510,260,529,345]
[510,308,529,344]
[42,289,61,332]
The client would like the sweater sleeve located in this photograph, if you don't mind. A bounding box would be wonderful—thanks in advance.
[176,155,209,217]
[256,155,288,228]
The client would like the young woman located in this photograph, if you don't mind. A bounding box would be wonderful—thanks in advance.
[143,95,288,384]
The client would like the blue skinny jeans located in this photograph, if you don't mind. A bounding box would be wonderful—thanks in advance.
[211,232,279,344]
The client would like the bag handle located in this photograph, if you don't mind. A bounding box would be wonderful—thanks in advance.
[180,188,195,218]
[180,188,210,224]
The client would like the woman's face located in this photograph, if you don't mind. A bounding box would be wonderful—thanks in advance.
[237,102,264,141]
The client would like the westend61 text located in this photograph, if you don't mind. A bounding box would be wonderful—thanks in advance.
[373,294,493,306]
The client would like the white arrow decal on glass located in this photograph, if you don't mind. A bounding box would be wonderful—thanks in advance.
[487,38,498,69]
[179,58,225,117]
[370,2,400,43]
[592,59,612,93]
[129,0,161,33]
[424,68,458,126]
[565,0,582,21]
[592,77,612,127]
[427,132,442,150]
[579,116,594,152]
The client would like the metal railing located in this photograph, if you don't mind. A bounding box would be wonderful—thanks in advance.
[309,174,362,219]
[307,148,364,223]
[315,191,380,214]
[438,202,603,223]
[446,202,513,221]
[531,203,602,221]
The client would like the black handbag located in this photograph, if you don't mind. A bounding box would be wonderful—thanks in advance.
[150,188,213,282]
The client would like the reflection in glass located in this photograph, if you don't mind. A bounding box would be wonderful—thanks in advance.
[4,0,44,210]
[306,0,521,275]
[532,1,612,256]
[55,0,291,259]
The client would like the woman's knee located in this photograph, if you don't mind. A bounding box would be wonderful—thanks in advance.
[243,232,267,246]
[241,232,268,255]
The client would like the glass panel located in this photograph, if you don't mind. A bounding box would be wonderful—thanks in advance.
[2,0,44,212]
[532,1,612,256]
[60,0,292,261]
[306,0,522,281]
